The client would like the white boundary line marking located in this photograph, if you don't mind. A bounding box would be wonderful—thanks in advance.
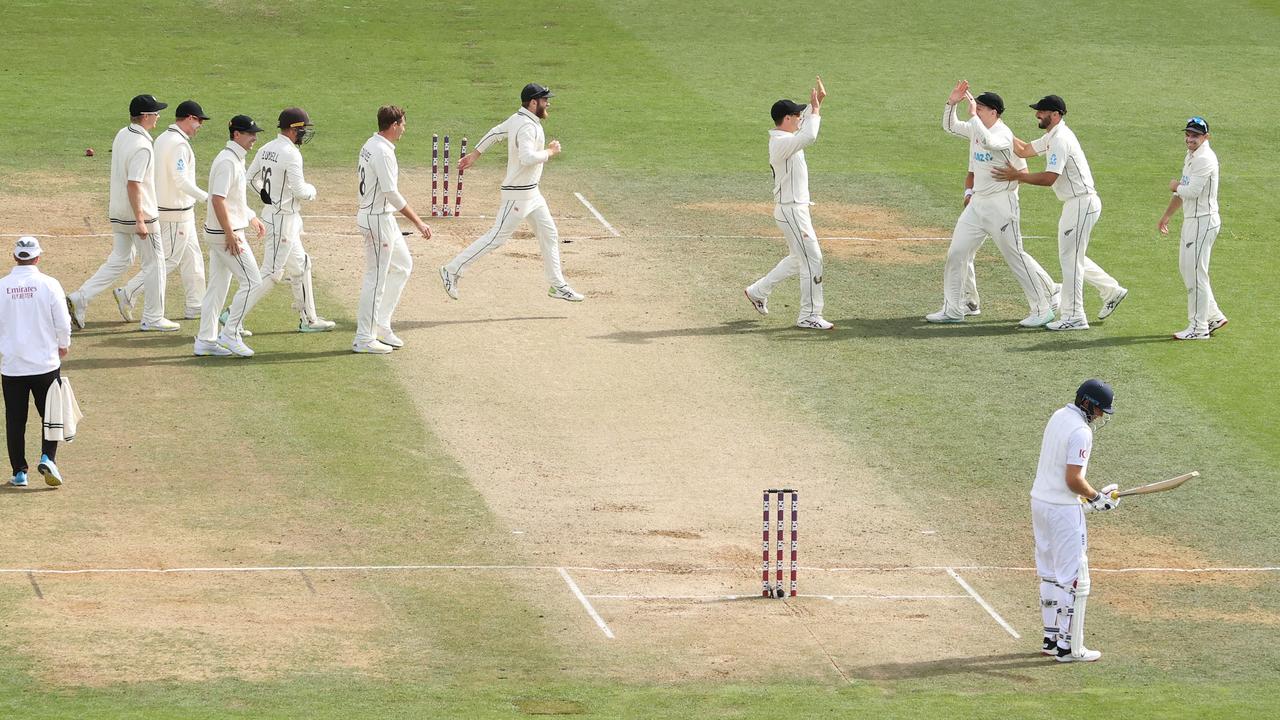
[946,567,1020,639]
[2,231,1048,242]
[558,567,615,639]
[573,192,621,237]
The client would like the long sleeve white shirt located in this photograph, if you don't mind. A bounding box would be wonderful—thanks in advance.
[154,125,208,222]
[0,265,71,377]
[473,108,553,200]
[1029,122,1097,202]
[942,105,1026,198]
[107,123,158,227]
[249,135,317,215]
[204,141,256,234]
[770,106,820,205]
[1176,141,1219,219]
[356,133,406,220]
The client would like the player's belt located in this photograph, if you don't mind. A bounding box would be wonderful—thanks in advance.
[158,205,195,212]
[109,217,158,225]
[500,183,538,191]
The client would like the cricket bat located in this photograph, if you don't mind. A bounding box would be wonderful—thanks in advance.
[1111,471,1199,499]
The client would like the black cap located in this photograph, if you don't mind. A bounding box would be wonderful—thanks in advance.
[278,107,312,129]
[129,94,168,115]
[1185,116,1209,135]
[974,91,1004,115]
[771,99,807,125]
[175,100,209,120]
[228,114,264,134]
[521,83,554,103]
[1076,379,1115,415]
[1030,95,1067,115]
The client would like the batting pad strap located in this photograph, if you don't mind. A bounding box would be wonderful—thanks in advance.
[1041,597,1058,608]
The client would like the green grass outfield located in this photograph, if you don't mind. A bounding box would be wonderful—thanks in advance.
[3,1,1279,717]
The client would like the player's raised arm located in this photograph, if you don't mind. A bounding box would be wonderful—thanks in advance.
[942,80,973,138]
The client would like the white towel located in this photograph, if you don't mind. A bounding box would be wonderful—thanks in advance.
[43,376,83,442]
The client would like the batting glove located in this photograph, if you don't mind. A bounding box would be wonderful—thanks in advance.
[1085,487,1120,513]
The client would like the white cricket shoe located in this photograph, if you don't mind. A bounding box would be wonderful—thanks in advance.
[796,316,834,330]
[113,288,135,322]
[352,339,394,354]
[217,333,254,357]
[1055,645,1102,663]
[67,293,86,330]
[439,266,459,300]
[377,328,404,348]
[140,318,181,332]
[925,310,963,324]
[549,284,585,302]
[965,301,981,316]
[1173,327,1211,341]
[299,317,336,333]
[1046,318,1089,331]
[193,339,232,357]
[1019,311,1055,328]
[744,288,768,316]
[1208,317,1229,334]
[1098,287,1128,320]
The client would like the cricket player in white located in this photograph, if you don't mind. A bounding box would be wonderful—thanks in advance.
[996,95,1127,330]
[440,83,583,303]
[928,82,1058,327]
[1158,117,1226,340]
[195,115,267,358]
[246,107,335,333]
[745,76,832,330]
[67,94,176,332]
[117,100,210,322]
[1031,379,1119,663]
[354,105,432,354]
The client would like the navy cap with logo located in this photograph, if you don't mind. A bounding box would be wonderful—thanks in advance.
[1185,116,1209,135]
[521,83,554,103]
[974,91,1004,115]
[1076,378,1115,415]
[1029,95,1067,115]
[771,99,807,125]
[228,114,264,134]
[129,94,168,116]
[175,100,210,120]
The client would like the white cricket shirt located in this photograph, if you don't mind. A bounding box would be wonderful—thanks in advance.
[0,265,71,376]
[942,106,1026,198]
[249,135,317,215]
[770,106,820,205]
[107,123,158,228]
[205,141,256,234]
[1030,404,1093,505]
[154,125,208,222]
[473,107,553,200]
[1029,122,1096,201]
[1177,141,1219,219]
[356,133,407,220]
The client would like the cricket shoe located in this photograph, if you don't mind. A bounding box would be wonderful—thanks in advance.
[1046,318,1089,331]
[549,284,585,302]
[1098,287,1128,320]
[193,339,232,357]
[376,328,404,349]
[299,317,336,333]
[744,288,769,316]
[796,316,834,330]
[925,310,963,324]
[9,471,27,487]
[965,301,981,316]
[1019,310,1055,328]
[67,293,86,330]
[140,318,181,332]
[216,333,254,357]
[439,266,459,300]
[113,288,135,322]
[218,309,252,336]
[1041,637,1058,656]
[1173,327,1211,341]
[352,339,394,355]
[183,307,201,320]
[1055,645,1102,663]
[1208,317,1229,334]
[37,454,62,487]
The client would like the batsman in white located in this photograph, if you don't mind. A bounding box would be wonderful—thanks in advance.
[116,100,210,324]
[1030,378,1120,663]
[995,96,1127,330]
[67,94,176,332]
[244,107,336,334]
[927,82,1058,327]
[745,76,833,330]
[1158,116,1227,341]
[353,105,432,354]
[440,83,584,303]
[194,115,268,358]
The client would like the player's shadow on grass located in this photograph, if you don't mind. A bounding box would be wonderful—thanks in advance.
[847,651,1053,682]
[65,349,356,371]
[590,317,1026,345]
[1009,333,1175,351]
[391,315,569,330]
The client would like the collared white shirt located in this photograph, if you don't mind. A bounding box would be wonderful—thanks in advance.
[205,141,256,234]
[1029,122,1096,201]
[474,107,553,199]
[942,105,1026,198]
[249,134,317,215]
[155,124,208,221]
[1031,404,1093,505]
[1177,141,1219,219]
[108,123,158,227]
[770,106,820,205]
[0,265,71,377]
[357,133,406,220]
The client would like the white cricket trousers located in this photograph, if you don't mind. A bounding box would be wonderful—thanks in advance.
[355,213,412,343]
[1057,195,1122,324]
[444,194,568,287]
[941,194,1056,318]
[198,230,261,343]
[243,210,319,324]
[1179,215,1224,333]
[76,223,166,323]
[1032,498,1091,643]
[749,204,824,320]
[122,218,205,315]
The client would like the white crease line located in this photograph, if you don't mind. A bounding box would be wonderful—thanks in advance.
[295,214,594,221]
[558,567,615,639]
[946,568,1020,639]
[574,192,621,237]
[586,593,968,601]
